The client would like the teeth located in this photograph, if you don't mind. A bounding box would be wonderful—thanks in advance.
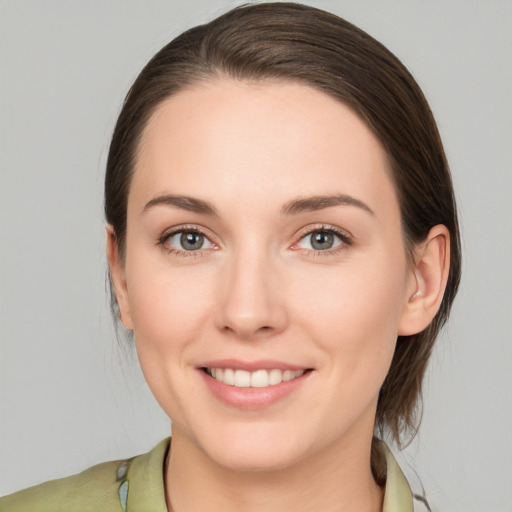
[269,368,283,385]
[223,368,235,385]
[206,368,305,388]
[234,370,251,387]
[282,370,295,381]
[251,369,269,388]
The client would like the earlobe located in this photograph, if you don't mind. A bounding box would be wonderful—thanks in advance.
[106,226,134,330]
[398,225,450,336]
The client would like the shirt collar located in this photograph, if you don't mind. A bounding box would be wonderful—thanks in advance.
[123,438,413,512]
[380,442,414,511]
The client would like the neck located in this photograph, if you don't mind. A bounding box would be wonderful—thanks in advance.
[165,427,383,512]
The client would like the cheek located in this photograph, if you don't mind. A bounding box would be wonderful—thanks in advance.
[124,250,215,364]
[291,253,408,376]
[123,253,218,421]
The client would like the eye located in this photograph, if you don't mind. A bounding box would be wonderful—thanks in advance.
[160,228,216,254]
[293,226,351,254]
[305,231,338,251]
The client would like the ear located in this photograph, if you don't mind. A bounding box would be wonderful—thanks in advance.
[106,226,134,330]
[398,225,451,336]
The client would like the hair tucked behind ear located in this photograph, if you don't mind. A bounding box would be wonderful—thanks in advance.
[105,1,461,454]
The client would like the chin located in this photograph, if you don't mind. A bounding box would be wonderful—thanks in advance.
[208,443,301,473]
[197,422,309,472]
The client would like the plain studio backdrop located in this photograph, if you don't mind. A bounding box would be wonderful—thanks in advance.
[1,1,511,510]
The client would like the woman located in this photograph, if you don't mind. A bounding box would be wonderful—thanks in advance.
[0,3,461,511]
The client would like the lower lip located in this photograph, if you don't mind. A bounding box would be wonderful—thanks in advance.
[198,369,312,410]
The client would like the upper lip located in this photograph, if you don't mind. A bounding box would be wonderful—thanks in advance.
[199,359,311,372]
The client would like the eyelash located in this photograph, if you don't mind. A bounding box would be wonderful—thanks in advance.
[292,224,352,257]
[156,225,215,258]
[156,224,352,258]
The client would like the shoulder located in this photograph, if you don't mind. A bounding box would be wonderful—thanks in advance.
[0,458,123,512]
[0,438,170,512]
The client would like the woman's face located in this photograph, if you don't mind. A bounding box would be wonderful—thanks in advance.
[116,80,417,470]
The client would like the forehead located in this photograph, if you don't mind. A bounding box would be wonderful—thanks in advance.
[130,80,398,218]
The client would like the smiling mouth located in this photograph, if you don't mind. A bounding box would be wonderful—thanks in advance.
[203,368,311,388]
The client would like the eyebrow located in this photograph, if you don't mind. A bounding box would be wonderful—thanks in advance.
[281,194,374,216]
[142,193,374,217]
[143,195,219,216]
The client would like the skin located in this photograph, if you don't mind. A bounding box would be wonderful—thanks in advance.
[108,80,450,512]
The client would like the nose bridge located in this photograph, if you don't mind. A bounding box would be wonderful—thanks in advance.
[216,240,286,339]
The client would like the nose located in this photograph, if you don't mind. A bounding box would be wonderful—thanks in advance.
[215,248,288,341]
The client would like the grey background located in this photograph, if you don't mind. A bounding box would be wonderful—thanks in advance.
[1,1,511,510]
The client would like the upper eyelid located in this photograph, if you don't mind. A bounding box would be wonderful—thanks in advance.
[294,224,352,241]
[160,224,215,240]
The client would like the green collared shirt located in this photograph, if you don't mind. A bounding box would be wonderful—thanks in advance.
[0,438,419,511]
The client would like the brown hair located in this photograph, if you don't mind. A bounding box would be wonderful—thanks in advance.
[105,1,461,471]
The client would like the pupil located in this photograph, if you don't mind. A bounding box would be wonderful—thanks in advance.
[311,232,333,250]
[181,232,204,250]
